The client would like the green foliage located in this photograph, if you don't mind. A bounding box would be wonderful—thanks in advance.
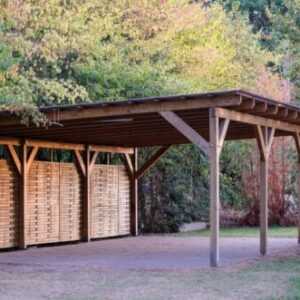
[0,0,285,232]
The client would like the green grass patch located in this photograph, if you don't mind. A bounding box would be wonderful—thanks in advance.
[175,226,298,238]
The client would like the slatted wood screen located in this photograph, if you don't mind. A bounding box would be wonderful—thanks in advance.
[0,159,130,249]
[0,159,19,249]
[91,165,130,239]
[27,161,82,245]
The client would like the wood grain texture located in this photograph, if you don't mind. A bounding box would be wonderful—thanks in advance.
[90,165,130,238]
[0,159,19,249]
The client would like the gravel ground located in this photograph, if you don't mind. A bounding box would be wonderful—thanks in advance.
[0,236,298,300]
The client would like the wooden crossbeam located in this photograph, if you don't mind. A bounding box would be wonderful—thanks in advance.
[160,111,209,155]
[215,107,300,133]
[90,145,133,154]
[0,137,134,154]
[135,146,171,179]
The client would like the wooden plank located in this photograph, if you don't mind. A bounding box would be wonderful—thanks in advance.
[0,137,21,146]
[6,145,21,175]
[160,111,209,155]
[135,146,171,179]
[209,108,221,267]
[90,145,134,154]
[215,108,300,134]
[0,159,19,249]
[27,139,134,154]
[44,95,242,122]
[26,139,85,151]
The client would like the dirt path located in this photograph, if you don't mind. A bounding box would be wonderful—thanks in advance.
[0,236,298,300]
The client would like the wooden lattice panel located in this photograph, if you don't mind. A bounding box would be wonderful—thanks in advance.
[118,166,130,235]
[0,159,19,248]
[91,165,130,239]
[59,163,82,242]
[27,161,60,245]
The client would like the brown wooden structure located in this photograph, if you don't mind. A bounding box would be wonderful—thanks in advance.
[0,89,300,267]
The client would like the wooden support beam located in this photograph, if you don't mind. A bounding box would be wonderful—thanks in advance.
[135,146,171,179]
[215,108,300,134]
[82,146,91,242]
[89,151,98,174]
[90,145,134,154]
[39,95,242,123]
[209,109,230,267]
[130,148,138,236]
[74,150,86,177]
[160,111,209,155]
[19,142,27,249]
[26,139,85,151]
[256,125,275,256]
[0,137,20,146]
[124,153,134,177]
[26,146,39,174]
[7,138,133,154]
[293,133,300,244]
[7,144,21,175]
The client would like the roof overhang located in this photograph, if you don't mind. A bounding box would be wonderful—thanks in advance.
[0,90,300,148]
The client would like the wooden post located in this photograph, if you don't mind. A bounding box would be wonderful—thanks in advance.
[19,142,27,249]
[130,148,138,236]
[83,145,91,241]
[209,109,220,267]
[260,156,268,255]
[256,126,275,256]
[298,161,300,244]
[292,133,300,244]
[209,109,230,267]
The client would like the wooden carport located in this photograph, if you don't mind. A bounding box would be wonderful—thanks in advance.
[0,89,300,267]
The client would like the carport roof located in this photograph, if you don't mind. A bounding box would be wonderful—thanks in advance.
[1,89,300,148]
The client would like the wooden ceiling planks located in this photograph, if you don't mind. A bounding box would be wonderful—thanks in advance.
[0,90,300,148]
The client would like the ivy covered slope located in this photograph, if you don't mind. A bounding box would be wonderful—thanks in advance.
[0,0,293,232]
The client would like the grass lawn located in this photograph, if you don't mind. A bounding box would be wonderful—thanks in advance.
[175,226,298,238]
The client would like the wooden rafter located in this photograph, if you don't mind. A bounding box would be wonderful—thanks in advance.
[135,146,171,179]
[160,111,209,155]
